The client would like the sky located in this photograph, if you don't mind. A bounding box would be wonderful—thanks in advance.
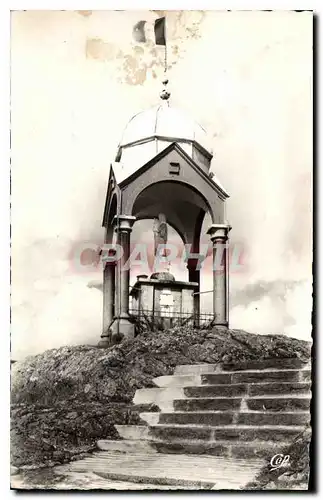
[11,10,313,359]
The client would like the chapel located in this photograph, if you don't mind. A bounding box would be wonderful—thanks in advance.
[100,82,231,346]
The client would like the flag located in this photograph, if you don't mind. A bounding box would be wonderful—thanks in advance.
[132,17,166,46]
[133,20,147,43]
[154,17,166,45]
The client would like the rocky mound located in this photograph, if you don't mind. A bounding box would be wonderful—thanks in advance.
[245,426,312,490]
[11,326,311,469]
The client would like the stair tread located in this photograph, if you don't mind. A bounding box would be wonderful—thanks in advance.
[183,381,310,387]
[174,367,310,374]
[67,451,264,487]
[175,363,310,373]
[161,410,309,414]
[116,424,147,429]
[174,394,311,400]
[93,451,262,462]
[97,439,290,447]
[150,423,304,429]
[248,394,311,399]
[116,422,304,429]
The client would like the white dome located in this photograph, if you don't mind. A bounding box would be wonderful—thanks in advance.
[119,103,212,154]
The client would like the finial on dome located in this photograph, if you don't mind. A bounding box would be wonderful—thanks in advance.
[160,78,170,101]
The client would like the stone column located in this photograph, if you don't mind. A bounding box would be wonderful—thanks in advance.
[114,232,120,318]
[110,215,136,343]
[207,224,231,327]
[99,249,116,347]
[119,220,132,317]
[187,258,200,327]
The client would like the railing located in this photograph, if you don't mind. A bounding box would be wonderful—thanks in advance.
[129,309,215,331]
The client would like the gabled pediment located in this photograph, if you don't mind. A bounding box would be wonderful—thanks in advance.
[119,142,229,200]
[102,165,119,227]
[103,142,229,228]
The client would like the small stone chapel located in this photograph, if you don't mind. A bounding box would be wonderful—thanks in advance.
[99,81,231,347]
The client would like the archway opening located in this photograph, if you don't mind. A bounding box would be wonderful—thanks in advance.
[131,181,213,239]
[129,219,187,288]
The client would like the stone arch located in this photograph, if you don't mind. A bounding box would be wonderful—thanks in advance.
[130,180,215,230]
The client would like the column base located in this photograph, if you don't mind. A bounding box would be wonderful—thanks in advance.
[98,321,114,348]
[98,339,111,348]
[212,320,229,328]
[109,316,135,344]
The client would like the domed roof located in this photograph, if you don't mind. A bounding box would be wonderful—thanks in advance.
[119,103,212,154]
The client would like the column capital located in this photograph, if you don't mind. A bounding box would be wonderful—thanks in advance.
[104,248,117,268]
[207,223,231,242]
[113,215,136,232]
[186,256,204,270]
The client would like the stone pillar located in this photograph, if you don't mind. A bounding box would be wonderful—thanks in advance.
[103,255,116,328]
[110,215,136,343]
[98,249,116,347]
[207,224,231,327]
[114,233,120,318]
[187,258,200,327]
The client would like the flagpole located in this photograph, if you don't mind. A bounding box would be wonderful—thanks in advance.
[164,17,167,76]
[160,17,170,102]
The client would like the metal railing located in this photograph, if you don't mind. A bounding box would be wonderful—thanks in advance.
[129,308,215,331]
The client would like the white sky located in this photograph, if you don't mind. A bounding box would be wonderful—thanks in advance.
[9,10,313,358]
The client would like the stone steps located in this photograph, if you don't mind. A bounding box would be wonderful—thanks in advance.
[175,358,310,374]
[157,411,310,426]
[151,440,290,459]
[133,387,185,411]
[12,469,192,490]
[133,384,311,411]
[65,451,264,489]
[116,422,303,442]
[97,438,291,459]
[87,358,311,489]
[118,359,311,457]
[174,395,311,412]
[148,424,304,442]
[97,439,159,454]
[202,370,311,384]
[115,424,150,440]
[174,396,242,411]
[154,369,311,387]
[183,381,311,398]
[247,382,311,397]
